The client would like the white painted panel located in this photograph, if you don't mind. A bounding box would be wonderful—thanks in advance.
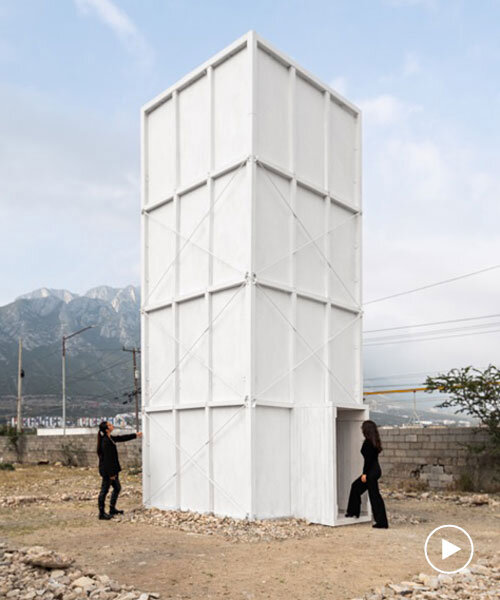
[329,202,359,306]
[295,76,324,186]
[146,307,175,407]
[179,75,209,186]
[211,286,246,403]
[214,48,249,168]
[255,167,291,285]
[179,409,209,512]
[146,411,176,509]
[212,167,248,285]
[212,406,248,517]
[178,297,208,405]
[254,407,291,517]
[294,297,326,405]
[256,48,290,169]
[330,307,360,405]
[146,201,176,306]
[295,185,326,296]
[329,100,357,205]
[255,287,291,402]
[178,184,209,296]
[292,408,333,523]
[146,99,175,204]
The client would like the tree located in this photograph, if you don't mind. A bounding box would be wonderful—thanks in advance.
[425,364,500,454]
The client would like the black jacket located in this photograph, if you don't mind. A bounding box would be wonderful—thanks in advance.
[98,433,137,478]
[361,439,381,480]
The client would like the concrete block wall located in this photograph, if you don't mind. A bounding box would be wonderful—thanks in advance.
[379,427,497,491]
[0,433,141,469]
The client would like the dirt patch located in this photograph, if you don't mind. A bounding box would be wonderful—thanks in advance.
[1,465,499,599]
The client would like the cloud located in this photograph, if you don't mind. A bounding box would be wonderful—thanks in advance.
[74,0,153,67]
[359,91,500,384]
[0,83,140,305]
[358,94,421,125]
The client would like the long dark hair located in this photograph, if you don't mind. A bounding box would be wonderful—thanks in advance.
[96,421,108,457]
[362,420,382,452]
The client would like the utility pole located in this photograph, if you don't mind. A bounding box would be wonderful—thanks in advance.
[123,347,141,430]
[62,325,95,435]
[16,339,23,432]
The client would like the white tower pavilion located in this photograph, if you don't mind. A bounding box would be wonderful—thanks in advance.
[141,31,369,526]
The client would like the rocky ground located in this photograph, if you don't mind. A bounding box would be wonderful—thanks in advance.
[0,465,499,599]
[0,543,160,600]
[350,556,499,599]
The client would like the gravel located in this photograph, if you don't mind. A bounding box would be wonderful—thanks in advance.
[0,542,160,600]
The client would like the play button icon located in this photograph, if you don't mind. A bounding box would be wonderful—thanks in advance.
[424,525,474,574]
[442,538,461,560]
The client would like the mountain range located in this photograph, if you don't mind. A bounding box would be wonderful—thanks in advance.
[0,286,140,419]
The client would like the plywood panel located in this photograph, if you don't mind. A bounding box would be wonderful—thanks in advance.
[178,296,208,405]
[294,297,326,405]
[329,202,359,306]
[179,409,209,512]
[255,287,291,402]
[211,287,247,403]
[146,201,176,306]
[146,307,175,407]
[178,184,209,297]
[254,407,291,517]
[295,76,324,186]
[257,48,290,169]
[295,185,326,296]
[214,49,249,168]
[146,411,176,509]
[212,406,248,517]
[179,75,209,185]
[329,100,357,205]
[212,167,248,285]
[255,167,291,285]
[146,99,175,205]
[330,307,360,405]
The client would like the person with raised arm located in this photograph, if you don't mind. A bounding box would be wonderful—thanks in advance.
[96,420,142,520]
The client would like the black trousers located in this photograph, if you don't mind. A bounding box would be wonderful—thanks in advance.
[98,475,121,513]
[346,474,388,527]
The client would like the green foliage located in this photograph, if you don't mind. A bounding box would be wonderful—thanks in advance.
[425,364,500,454]
[0,462,15,471]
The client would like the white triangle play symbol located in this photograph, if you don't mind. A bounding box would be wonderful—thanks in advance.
[442,538,461,560]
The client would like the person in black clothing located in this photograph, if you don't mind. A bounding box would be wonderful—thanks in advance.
[345,420,389,529]
[96,421,142,520]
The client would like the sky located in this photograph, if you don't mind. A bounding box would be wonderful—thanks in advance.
[1,0,499,401]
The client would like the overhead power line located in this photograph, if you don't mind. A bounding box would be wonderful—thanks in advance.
[364,326,500,347]
[365,320,500,344]
[363,312,500,334]
[364,263,500,305]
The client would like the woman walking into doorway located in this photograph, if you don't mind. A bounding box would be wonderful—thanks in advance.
[345,420,389,528]
[97,421,142,520]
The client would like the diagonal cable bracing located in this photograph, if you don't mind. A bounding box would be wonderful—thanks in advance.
[147,283,246,404]
[257,284,358,404]
[145,213,244,280]
[256,309,362,399]
[143,407,248,515]
[258,162,360,309]
[149,309,245,402]
[143,160,248,307]
[257,211,360,278]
